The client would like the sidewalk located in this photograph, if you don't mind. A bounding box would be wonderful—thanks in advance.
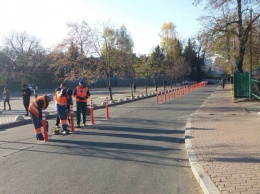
[186,85,260,194]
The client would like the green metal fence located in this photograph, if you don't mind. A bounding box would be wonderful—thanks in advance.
[234,72,251,98]
[251,79,260,99]
[233,71,260,99]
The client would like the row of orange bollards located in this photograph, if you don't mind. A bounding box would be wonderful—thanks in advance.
[42,82,207,141]
[42,97,110,142]
[156,82,207,104]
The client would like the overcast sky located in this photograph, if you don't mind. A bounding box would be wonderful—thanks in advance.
[0,0,204,54]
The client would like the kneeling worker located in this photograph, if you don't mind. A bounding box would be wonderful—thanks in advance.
[29,94,53,141]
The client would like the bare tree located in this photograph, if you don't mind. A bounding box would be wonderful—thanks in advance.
[194,0,260,72]
[48,21,103,84]
[3,31,46,84]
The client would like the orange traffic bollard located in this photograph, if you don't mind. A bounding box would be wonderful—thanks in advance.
[42,109,48,142]
[90,99,95,125]
[106,97,109,120]
[70,104,75,132]
[160,91,163,103]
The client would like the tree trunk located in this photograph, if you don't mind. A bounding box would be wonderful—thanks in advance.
[130,81,133,97]
[236,0,244,73]
[153,78,157,92]
[236,41,246,73]
[145,78,147,95]
[106,73,113,100]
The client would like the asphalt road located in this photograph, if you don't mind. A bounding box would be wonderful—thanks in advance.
[0,85,218,194]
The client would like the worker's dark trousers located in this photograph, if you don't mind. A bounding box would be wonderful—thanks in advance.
[76,101,87,125]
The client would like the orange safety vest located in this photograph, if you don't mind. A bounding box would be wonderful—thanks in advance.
[74,86,89,102]
[29,96,47,118]
[56,94,67,106]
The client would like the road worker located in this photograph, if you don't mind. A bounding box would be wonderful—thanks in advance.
[55,83,67,128]
[29,94,53,141]
[73,80,90,128]
[56,89,70,135]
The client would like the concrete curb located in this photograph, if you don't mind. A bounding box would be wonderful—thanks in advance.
[185,116,221,194]
[93,92,157,110]
[0,119,32,130]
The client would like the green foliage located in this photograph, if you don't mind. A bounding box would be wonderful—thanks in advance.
[134,55,151,79]
[183,38,205,81]
[149,45,165,78]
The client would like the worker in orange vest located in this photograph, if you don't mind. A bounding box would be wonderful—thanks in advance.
[29,94,53,141]
[54,83,67,128]
[56,89,70,135]
[73,80,90,128]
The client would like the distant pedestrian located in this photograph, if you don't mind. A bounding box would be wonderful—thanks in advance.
[3,87,11,110]
[21,84,31,116]
[133,83,136,92]
[221,77,226,89]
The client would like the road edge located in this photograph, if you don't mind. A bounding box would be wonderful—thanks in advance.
[185,116,221,194]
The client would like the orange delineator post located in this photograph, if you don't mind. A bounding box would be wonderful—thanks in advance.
[70,104,75,132]
[160,91,163,103]
[168,89,170,101]
[106,97,109,120]
[164,90,166,102]
[90,99,95,125]
[42,109,48,142]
